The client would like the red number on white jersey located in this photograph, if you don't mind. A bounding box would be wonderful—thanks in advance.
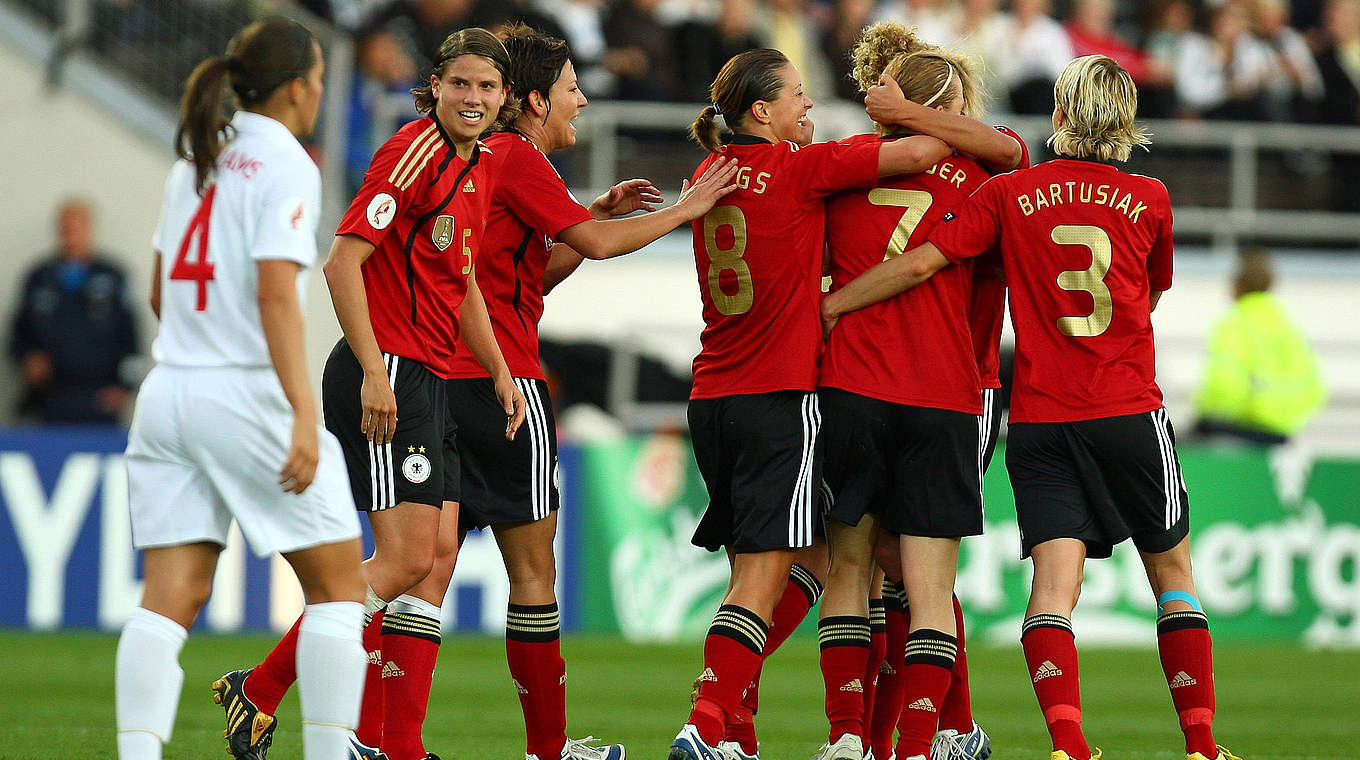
[170,185,217,311]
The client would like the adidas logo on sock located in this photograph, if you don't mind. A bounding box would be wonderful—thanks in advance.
[907,697,937,712]
[367,648,382,666]
[1169,670,1198,688]
[559,674,568,685]
[880,662,897,676]
[381,660,405,678]
[463,178,476,193]
[840,679,864,693]
[1032,660,1063,683]
[698,667,719,683]
[513,678,529,694]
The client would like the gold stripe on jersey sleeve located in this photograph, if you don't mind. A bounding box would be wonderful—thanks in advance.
[387,124,440,188]
[393,134,443,191]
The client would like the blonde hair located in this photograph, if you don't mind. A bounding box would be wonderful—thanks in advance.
[1047,54,1150,162]
[882,48,985,119]
[850,22,934,94]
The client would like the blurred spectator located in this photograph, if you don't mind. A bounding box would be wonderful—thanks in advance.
[874,0,958,45]
[675,0,766,102]
[763,0,836,100]
[9,199,139,424]
[1142,0,1198,116]
[823,0,877,100]
[473,0,566,39]
[1065,0,1153,82]
[1314,0,1360,209]
[1193,248,1326,446]
[1253,0,1325,122]
[533,0,615,96]
[362,0,478,65]
[604,0,684,100]
[949,0,1009,113]
[347,28,421,193]
[1174,3,1275,119]
[994,0,1074,114]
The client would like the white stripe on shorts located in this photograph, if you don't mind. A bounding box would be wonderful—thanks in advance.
[1151,407,1182,529]
[515,377,552,521]
[788,393,820,548]
[368,353,399,510]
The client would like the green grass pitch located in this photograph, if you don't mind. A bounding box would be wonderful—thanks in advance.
[3,629,1353,759]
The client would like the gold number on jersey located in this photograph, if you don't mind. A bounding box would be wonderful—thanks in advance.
[703,205,753,316]
[461,227,473,275]
[1052,224,1113,337]
[868,188,933,261]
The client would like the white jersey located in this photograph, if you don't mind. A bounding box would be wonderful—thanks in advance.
[150,111,321,368]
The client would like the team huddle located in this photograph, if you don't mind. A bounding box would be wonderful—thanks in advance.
[110,12,1239,760]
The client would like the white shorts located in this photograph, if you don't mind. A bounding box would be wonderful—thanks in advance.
[125,364,361,557]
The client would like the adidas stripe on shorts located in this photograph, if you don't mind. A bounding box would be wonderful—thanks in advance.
[1006,408,1189,559]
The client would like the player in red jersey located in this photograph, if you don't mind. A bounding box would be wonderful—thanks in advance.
[666,47,969,760]
[424,25,736,760]
[219,29,528,760]
[814,25,1031,760]
[823,55,1239,760]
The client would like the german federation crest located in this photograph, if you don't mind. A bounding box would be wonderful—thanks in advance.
[431,215,455,251]
[402,447,432,483]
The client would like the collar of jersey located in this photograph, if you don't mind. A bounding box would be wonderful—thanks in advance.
[1054,153,1120,168]
[429,114,488,163]
[231,110,294,141]
[726,133,773,146]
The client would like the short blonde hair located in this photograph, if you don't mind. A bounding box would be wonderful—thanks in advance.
[1047,54,1150,162]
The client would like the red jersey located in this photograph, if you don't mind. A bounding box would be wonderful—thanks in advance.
[821,135,989,413]
[970,125,1031,389]
[688,135,880,399]
[337,117,495,378]
[447,130,594,379]
[929,157,1174,423]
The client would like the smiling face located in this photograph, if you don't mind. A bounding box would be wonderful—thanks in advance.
[538,59,588,153]
[762,62,813,144]
[430,53,508,149]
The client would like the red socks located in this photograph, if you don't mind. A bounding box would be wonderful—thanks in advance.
[1021,614,1090,760]
[1157,609,1217,757]
[356,611,385,747]
[819,616,872,742]
[506,602,567,760]
[868,580,907,760]
[690,605,769,746]
[893,628,956,758]
[244,614,301,714]
[864,597,887,728]
[380,605,442,760]
[938,594,973,734]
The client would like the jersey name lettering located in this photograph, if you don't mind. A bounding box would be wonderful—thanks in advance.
[1015,181,1149,223]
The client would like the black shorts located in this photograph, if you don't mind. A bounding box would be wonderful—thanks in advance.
[981,387,1003,472]
[820,388,983,538]
[1005,408,1189,560]
[322,340,459,511]
[449,376,559,530]
[688,391,821,553]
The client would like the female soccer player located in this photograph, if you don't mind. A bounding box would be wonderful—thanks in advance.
[823,55,1239,760]
[666,47,970,760]
[116,17,368,760]
[393,24,737,760]
[218,27,527,760]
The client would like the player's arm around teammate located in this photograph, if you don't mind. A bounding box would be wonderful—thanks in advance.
[116,18,367,760]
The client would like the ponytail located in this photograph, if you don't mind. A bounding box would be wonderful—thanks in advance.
[176,56,235,195]
[689,105,723,154]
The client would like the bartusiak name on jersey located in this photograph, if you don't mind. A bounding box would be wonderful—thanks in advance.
[1015,181,1149,223]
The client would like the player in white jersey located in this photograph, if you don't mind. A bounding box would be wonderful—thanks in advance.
[114,18,368,760]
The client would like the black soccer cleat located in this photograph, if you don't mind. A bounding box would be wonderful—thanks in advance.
[211,668,276,760]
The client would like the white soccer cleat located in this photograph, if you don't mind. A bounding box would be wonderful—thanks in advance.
[717,740,760,760]
[668,724,725,760]
[930,721,991,760]
[809,733,863,760]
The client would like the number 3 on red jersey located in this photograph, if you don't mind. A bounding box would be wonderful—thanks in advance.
[170,185,218,311]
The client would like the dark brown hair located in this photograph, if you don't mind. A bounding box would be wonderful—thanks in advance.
[495,23,572,132]
[689,48,790,153]
[411,27,519,124]
[176,16,317,194]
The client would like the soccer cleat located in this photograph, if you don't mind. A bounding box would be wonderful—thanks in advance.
[1188,746,1242,760]
[668,724,724,760]
[717,740,760,760]
[211,669,275,760]
[348,733,390,760]
[809,733,863,760]
[930,722,992,760]
[560,735,625,760]
[1050,750,1102,760]
[422,755,442,760]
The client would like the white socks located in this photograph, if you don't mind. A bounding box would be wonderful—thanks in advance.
[115,608,188,760]
[297,601,366,760]
[387,593,442,621]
